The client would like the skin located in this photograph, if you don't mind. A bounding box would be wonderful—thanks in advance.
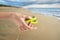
[0,12,33,31]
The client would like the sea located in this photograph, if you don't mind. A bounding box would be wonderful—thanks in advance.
[26,8,60,19]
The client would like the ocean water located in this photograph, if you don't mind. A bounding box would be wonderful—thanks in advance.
[26,8,60,19]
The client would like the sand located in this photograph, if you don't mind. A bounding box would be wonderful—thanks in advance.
[0,7,60,40]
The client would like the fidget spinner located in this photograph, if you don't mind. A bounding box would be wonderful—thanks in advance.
[25,16,37,24]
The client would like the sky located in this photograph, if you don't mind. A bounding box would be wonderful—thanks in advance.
[0,0,60,7]
[23,4,60,8]
[0,0,60,2]
[6,0,60,2]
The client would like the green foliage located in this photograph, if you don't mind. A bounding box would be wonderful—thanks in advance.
[0,4,19,8]
[0,4,12,7]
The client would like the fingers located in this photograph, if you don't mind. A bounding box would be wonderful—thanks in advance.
[22,15,34,30]
[19,24,33,31]
[18,25,30,31]
[28,23,32,27]
[22,15,32,20]
[13,14,34,31]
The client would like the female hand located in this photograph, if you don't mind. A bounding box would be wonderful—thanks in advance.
[10,13,33,31]
[0,12,34,31]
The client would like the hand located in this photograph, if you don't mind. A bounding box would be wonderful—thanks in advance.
[10,13,33,31]
[0,12,37,31]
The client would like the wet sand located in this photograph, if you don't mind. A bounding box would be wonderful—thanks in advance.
[0,7,60,40]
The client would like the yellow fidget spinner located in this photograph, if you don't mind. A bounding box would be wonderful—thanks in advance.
[25,16,37,24]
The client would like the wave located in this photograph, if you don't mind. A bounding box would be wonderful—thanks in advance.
[26,8,60,19]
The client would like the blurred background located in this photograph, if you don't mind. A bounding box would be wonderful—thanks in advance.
[0,0,60,19]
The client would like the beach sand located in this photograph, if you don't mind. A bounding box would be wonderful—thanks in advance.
[0,7,60,40]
